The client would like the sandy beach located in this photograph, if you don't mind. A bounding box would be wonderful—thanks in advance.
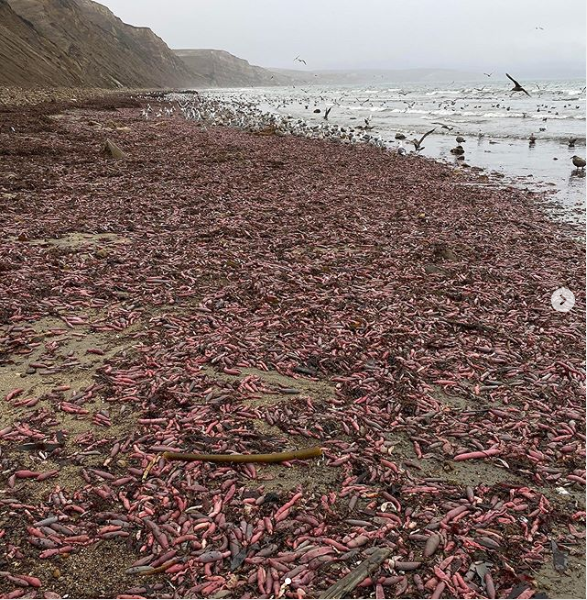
[0,94,585,599]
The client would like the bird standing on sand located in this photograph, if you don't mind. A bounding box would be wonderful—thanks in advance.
[568,138,577,148]
[397,142,406,156]
[456,136,465,143]
[411,128,435,152]
[506,73,531,97]
[572,155,586,170]
[529,133,536,146]
[450,145,465,155]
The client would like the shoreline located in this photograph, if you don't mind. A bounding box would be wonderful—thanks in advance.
[0,94,585,599]
[2,85,585,230]
[198,85,586,228]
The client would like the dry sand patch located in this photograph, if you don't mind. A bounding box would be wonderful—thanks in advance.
[202,365,335,404]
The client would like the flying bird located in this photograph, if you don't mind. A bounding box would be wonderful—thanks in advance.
[483,72,493,78]
[294,56,307,65]
[432,122,454,131]
[324,106,333,120]
[411,128,435,152]
[361,117,374,131]
[506,73,531,97]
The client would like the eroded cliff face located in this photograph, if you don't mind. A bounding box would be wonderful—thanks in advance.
[0,0,83,86]
[174,49,289,87]
[72,0,206,87]
[1,0,204,88]
[0,0,289,90]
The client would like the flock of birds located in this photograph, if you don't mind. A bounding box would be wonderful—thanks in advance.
[140,105,174,119]
[139,72,585,174]
[391,73,584,170]
[168,93,389,147]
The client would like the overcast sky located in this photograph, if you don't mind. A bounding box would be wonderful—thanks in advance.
[100,0,585,77]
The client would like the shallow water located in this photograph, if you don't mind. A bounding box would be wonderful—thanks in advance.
[204,79,586,225]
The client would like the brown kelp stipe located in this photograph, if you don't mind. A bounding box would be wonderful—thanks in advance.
[163,447,323,464]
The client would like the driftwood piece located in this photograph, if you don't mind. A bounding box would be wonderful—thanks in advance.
[319,548,392,599]
[163,446,322,464]
[101,138,126,159]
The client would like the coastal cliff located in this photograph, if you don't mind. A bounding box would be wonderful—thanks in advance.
[174,48,290,87]
[1,0,292,89]
[1,0,202,88]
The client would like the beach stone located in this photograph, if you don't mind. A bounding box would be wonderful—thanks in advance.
[101,138,126,159]
[433,243,457,261]
[424,264,445,274]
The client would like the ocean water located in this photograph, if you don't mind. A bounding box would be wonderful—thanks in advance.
[204,79,586,225]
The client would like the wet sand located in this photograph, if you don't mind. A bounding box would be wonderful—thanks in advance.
[0,95,585,599]
[209,82,586,226]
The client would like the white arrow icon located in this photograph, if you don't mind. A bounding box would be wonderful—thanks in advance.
[551,287,575,313]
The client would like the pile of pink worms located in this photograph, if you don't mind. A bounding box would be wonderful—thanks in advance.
[0,96,584,599]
